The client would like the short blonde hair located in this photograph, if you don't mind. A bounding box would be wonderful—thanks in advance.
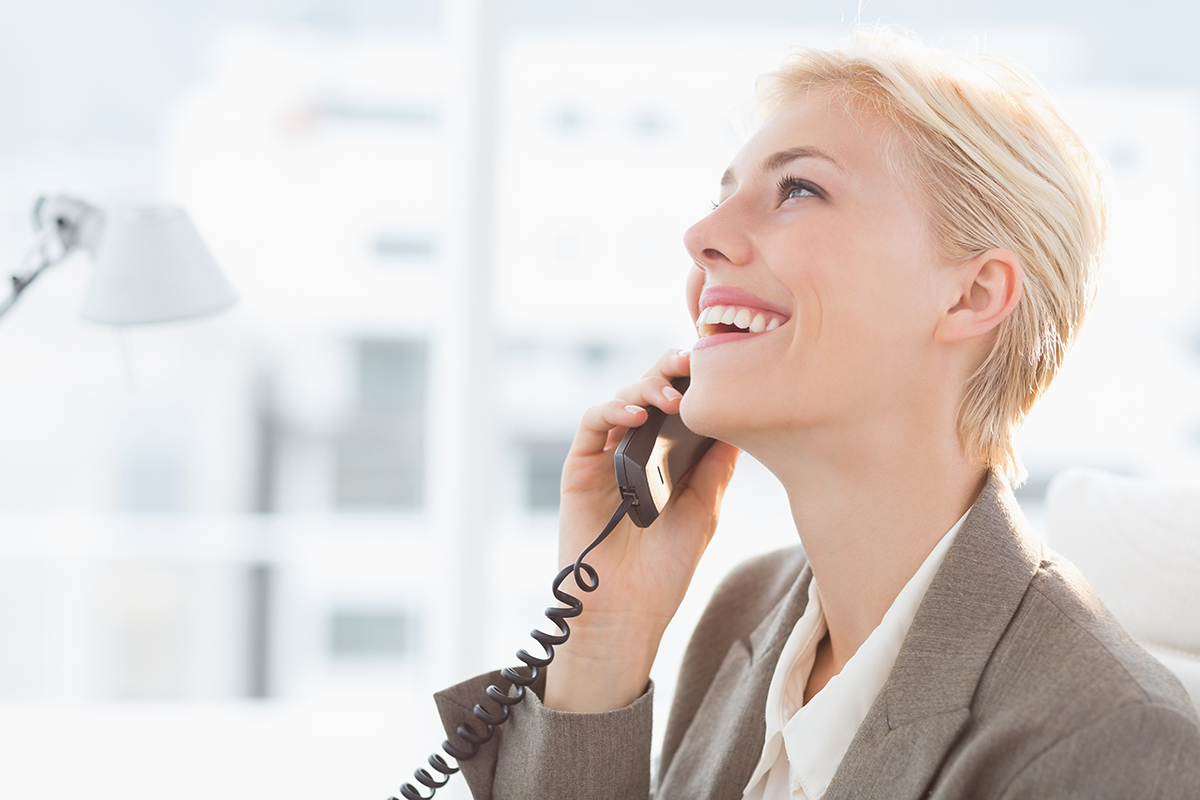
[757,29,1107,479]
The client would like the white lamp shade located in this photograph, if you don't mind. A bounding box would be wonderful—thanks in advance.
[81,206,236,325]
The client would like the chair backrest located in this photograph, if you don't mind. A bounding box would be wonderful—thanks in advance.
[1046,468,1200,713]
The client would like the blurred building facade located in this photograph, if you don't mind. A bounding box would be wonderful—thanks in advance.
[0,26,809,707]
[0,12,1199,800]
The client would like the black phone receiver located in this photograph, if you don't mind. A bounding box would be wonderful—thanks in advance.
[614,376,716,528]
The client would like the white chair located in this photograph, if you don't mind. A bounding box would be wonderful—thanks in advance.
[1045,468,1200,713]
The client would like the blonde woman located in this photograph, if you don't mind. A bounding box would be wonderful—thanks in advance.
[436,31,1200,799]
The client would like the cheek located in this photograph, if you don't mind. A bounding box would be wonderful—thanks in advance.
[834,280,925,356]
[826,223,933,335]
[685,266,704,322]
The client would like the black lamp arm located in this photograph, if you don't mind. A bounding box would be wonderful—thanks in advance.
[0,195,103,321]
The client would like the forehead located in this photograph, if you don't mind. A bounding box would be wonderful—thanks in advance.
[722,91,937,260]
[722,92,902,188]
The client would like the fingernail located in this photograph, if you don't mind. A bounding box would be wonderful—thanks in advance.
[677,349,691,357]
[662,386,683,401]
[624,404,644,415]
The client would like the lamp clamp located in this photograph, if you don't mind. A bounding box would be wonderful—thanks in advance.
[1,194,103,319]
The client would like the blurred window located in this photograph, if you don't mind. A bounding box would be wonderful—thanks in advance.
[524,439,571,510]
[329,610,417,657]
[334,339,427,508]
[120,409,191,513]
[551,105,587,134]
[318,103,438,126]
[371,234,436,261]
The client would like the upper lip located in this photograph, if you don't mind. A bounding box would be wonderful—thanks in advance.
[697,286,790,320]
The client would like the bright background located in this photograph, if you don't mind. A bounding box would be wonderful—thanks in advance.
[0,1,1198,798]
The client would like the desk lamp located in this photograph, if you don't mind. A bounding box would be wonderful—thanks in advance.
[1,194,236,323]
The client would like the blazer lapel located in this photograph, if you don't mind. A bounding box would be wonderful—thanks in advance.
[748,561,815,662]
[825,472,1044,800]
[659,563,814,799]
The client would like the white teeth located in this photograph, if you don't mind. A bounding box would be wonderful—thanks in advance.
[698,304,786,335]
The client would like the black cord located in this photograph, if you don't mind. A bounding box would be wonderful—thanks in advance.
[392,493,638,800]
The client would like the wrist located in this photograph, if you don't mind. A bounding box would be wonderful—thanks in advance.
[543,650,654,713]
[542,622,663,712]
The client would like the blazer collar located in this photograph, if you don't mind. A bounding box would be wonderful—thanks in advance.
[882,470,1043,725]
[747,561,814,664]
[746,471,1042,715]
[825,471,1044,798]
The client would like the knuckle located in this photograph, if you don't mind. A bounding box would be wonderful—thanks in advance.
[581,402,611,427]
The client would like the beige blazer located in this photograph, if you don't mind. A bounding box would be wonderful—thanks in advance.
[435,474,1200,798]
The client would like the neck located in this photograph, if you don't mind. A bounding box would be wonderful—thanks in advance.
[749,417,987,672]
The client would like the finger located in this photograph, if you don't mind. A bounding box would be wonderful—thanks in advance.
[569,399,648,457]
[569,349,694,459]
[614,375,687,417]
[640,348,692,380]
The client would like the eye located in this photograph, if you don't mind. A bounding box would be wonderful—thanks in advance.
[776,175,822,203]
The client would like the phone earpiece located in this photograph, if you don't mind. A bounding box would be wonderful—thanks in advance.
[614,376,715,527]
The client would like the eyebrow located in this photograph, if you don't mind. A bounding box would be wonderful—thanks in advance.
[720,146,844,188]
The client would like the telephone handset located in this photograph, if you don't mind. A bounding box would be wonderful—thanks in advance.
[615,376,716,527]
[392,376,714,800]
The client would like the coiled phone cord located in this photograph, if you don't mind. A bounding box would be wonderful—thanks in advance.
[393,492,638,800]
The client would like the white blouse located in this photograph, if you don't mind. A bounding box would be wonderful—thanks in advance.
[742,512,967,800]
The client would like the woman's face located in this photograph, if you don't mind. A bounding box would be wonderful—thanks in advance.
[681,92,950,451]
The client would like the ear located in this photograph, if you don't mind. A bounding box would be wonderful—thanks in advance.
[935,249,1024,344]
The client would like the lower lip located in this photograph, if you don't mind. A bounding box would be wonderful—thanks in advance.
[692,329,775,350]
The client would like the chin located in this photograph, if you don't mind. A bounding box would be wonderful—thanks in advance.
[683,360,813,455]
[679,376,742,444]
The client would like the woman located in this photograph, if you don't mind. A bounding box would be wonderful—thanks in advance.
[436,30,1200,799]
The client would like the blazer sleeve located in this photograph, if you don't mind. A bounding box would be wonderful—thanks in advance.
[998,701,1200,800]
[434,669,655,800]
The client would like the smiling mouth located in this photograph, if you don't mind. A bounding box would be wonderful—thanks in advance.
[697,304,786,337]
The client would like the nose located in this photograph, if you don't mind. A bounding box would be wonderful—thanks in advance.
[683,200,754,272]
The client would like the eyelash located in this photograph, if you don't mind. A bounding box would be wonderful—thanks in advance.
[709,175,822,210]
[777,175,821,202]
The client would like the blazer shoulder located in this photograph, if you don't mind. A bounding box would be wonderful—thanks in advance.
[943,550,1200,794]
[1023,553,1199,713]
[998,699,1200,799]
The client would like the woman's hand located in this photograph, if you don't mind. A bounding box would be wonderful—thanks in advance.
[543,349,740,713]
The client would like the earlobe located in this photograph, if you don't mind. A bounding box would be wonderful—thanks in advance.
[936,249,1024,343]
